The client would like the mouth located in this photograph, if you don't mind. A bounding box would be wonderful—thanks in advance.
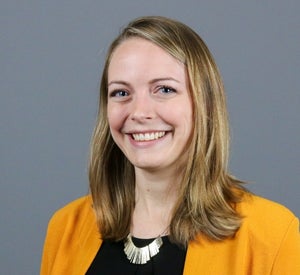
[131,131,166,141]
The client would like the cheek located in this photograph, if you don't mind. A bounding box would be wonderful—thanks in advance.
[107,108,119,136]
[107,111,122,147]
[107,104,127,134]
[164,102,193,129]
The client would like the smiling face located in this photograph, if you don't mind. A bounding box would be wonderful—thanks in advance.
[107,38,193,173]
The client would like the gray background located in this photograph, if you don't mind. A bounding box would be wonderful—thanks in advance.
[1,1,299,274]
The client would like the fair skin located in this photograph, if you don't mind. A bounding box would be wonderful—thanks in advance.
[107,38,193,238]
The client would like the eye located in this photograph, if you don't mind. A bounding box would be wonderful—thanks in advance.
[108,89,131,102]
[158,86,176,94]
[109,89,129,98]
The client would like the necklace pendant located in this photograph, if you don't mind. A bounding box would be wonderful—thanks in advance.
[124,234,163,264]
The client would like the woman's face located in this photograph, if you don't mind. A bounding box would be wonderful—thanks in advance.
[107,38,193,172]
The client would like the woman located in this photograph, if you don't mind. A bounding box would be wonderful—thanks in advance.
[41,16,300,274]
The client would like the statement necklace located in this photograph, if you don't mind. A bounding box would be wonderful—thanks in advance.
[123,233,163,264]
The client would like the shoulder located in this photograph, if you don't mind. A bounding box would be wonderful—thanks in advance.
[47,195,94,236]
[50,195,93,220]
[42,195,97,258]
[186,195,300,274]
[237,193,299,244]
[238,193,296,224]
[41,196,100,274]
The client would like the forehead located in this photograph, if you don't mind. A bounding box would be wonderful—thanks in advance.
[108,38,185,81]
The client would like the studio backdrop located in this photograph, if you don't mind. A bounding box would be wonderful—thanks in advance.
[1,1,299,274]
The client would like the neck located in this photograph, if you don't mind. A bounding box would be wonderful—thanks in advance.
[131,167,180,238]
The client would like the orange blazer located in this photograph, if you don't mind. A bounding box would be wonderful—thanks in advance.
[40,195,300,274]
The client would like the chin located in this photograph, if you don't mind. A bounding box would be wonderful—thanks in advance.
[131,160,163,171]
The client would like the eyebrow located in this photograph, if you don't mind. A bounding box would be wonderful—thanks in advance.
[108,77,180,87]
[149,77,180,84]
[108,80,129,87]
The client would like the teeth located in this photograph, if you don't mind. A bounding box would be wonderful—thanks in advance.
[132,131,166,141]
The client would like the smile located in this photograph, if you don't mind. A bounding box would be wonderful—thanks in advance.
[132,131,166,141]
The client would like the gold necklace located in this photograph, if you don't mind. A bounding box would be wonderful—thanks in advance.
[123,233,163,264]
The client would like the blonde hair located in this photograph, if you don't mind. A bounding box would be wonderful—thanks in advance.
[89,16,247,246]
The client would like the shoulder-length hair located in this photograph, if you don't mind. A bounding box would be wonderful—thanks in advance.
[89,16,247,246]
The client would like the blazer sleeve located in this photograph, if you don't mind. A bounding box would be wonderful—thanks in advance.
[271,217,300,274]
[40,196,100,275]
[40,210,66,275]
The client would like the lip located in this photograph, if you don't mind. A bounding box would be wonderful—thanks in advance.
[126,130,171,146]
[131,131,166,141]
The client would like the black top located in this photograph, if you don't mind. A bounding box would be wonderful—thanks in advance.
[86,236,187,275]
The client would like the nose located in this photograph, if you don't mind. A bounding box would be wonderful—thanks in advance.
[129,92,154,122]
